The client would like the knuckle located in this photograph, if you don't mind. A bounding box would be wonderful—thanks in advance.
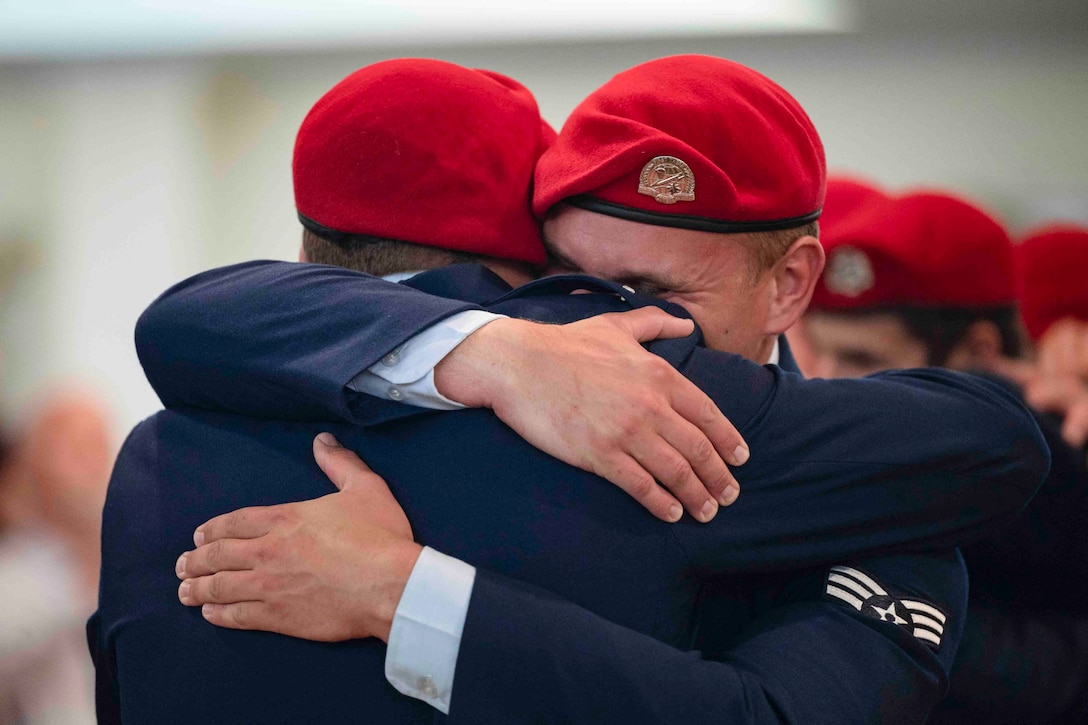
[633,391,665,418]
[617,415,643,440]
[269,508,295,528]
[206,540,225,567]
[690,436,717,465]
[627,474,656,499]
[709,469,733,493]
[700,396,724,426]
[226,510,247,536]
[667,456,694,484]
[646,359,673,385]
[209,573,224,601]
[229,605,248,627]
[254,542,275,565]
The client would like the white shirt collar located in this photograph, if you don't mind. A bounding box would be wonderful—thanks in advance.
[766,338,780,366]
[383,270,425,283]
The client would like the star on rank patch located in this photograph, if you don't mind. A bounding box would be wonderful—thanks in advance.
[638,156,696,204]
[824,565,947,650]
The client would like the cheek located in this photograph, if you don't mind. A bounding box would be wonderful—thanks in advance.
[663,296,719,329]
[684,305,749,351]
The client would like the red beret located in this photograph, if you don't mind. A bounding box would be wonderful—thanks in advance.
[294,58,551,264]
[811,190,1015,310]
[821,175,888,237]
[1017,224,1088,340]
[533,55,825,233]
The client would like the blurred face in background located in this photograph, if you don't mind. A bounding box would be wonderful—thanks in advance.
[802,311,929,378]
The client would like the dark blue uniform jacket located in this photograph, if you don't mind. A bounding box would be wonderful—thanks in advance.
[91,262,1050,723]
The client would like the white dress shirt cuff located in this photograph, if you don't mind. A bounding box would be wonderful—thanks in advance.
[348,310,506,410]
[385,546,477,715]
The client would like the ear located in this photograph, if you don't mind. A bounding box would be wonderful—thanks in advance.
[764,235,825,336]
[947,320,1003,369]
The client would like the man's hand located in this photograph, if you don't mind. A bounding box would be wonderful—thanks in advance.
[175,434,421,642]
[434,307,749,524]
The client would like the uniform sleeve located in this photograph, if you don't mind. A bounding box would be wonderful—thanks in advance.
[348,310,505,410]
[137,265,1048,566]
[669,356,1049,571]
[447,551,966,724]
[135,260,480,422]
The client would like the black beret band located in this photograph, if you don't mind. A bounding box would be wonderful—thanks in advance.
[566,195,822,234]
[299,212,410,248]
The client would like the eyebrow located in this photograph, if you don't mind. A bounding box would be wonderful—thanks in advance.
[544,236,682,290]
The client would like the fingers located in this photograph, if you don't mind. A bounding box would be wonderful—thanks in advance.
[596,454,684,523]
[609,307,695,343]
[199,602,267,632]
[668,380,749,468]
[178,570,261,606]
[194,505,278,548]
[656,414,741,508]
[313,433,373,492]
[313,434,414,538]
[176,537,267,579]
[631,439,720,523]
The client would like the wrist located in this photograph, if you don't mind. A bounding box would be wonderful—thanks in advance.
[433,318,534,409]
[372,540,424,643]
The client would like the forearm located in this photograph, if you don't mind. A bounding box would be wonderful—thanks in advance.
[136,260,480,420]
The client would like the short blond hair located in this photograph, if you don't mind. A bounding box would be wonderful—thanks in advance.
[737,221,820,278]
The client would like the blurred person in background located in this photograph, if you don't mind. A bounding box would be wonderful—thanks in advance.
[784,175,889,375]
[1016,224,1088,453]
[800,190,1088,724]
[0,388,113,725]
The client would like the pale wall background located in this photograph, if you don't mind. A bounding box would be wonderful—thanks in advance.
[1,0,1086,438]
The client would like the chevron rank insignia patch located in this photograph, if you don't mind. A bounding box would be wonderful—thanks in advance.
[824,565,946,651]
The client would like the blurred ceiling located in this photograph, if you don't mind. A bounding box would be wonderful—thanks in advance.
[858,0,1087,34]
[0,0,1084,61]
[0,0,851,60]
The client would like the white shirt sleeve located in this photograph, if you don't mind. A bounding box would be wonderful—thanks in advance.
[385,546,477,715]
[348,310,506,410]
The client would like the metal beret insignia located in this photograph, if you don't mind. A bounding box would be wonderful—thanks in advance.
[825,565,947,650]
[826,246,875,297]
[638,156,695,204]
